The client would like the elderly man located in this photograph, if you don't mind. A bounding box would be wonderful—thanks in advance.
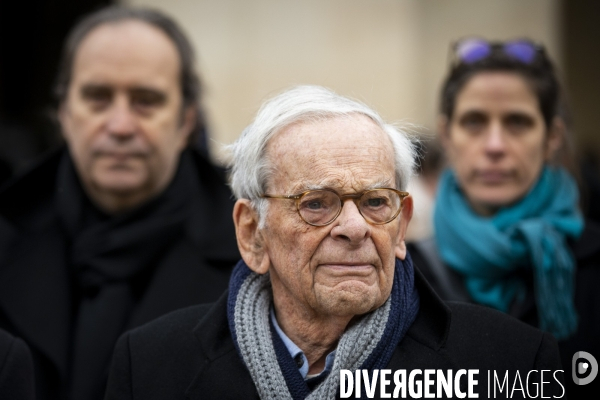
[105,86,563,399]
[0,7,238,400]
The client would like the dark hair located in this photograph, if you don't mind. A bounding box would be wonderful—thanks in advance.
[54,6,205,145]
[440,42,560,128]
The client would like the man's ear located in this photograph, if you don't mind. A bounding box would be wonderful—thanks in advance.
[545,116,565,162]
[233,199,270,274]
[394,195,413,260]
[178,105,197,149]
[58,102,72,142]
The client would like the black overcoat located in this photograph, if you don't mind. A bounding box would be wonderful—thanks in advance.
[105,268,565,400]
[0,148,240,399]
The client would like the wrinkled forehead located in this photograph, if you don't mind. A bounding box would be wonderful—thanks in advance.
[267,113,391,152]
[265,114,396,188]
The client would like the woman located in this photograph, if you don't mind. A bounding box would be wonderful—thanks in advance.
[409,38,600,395]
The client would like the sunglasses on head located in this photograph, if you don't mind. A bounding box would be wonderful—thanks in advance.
[452,38,543,65]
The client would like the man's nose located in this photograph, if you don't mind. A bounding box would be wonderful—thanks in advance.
[330,200,371,245]
[106,96,136,138]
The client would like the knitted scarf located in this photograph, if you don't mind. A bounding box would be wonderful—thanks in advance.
[227,256,420,400]
[434,166,584,340]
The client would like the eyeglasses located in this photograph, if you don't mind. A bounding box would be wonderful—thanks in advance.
[452,38,543,65]
[261,188,409,227]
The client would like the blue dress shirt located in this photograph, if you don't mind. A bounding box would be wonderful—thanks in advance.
[270,307,336,380]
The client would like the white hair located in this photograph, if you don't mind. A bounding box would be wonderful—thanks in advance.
[227,85,417,224]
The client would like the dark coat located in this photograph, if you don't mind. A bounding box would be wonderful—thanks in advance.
[0,329,35,400]
[0,148,240,400]
[105,267,564,400]
[408,220,600,398]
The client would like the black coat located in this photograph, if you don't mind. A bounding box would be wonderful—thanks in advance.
[0,329,35,400]
[408,221,600,398]
[0,148,240,400]
[105,267,564,400]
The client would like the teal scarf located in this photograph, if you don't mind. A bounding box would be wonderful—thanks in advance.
[434,166,584,340]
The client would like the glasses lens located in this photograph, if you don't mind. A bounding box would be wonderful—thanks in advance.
[503,40,537,64]
[456,38,490,64]
[298,190,340,226]
[359,189,401,224]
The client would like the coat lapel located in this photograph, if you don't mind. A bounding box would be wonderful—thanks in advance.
[382,268,469,398]
[184,293,259,400]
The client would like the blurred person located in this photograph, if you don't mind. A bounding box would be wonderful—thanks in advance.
[0,328,35,400]
[0,6,239,400]
[104,86,563,399]
[408,38,600,397]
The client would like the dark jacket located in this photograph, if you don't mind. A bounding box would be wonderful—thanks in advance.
[0,329,35,400]
[0,148,240,400]
[408,220,600,398]
[104,267,564,400]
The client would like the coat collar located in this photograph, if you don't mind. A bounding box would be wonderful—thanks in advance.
[407,266,452,351]
[192,291,234,360]
[186,291,259,399]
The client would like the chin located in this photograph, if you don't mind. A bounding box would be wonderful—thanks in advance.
[471,193,527,214]
[315,284,383,317]
[94,171,148,195]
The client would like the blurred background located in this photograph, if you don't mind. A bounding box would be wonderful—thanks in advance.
[1,0,599,232]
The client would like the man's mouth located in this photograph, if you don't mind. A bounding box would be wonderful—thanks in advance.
[319,264,375,276]
[97,151,145,162]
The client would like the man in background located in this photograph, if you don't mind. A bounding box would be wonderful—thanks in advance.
[0,7,239,400]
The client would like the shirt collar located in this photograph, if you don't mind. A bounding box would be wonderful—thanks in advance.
[270,306,336,379]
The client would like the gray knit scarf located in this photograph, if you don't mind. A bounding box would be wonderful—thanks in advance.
[227,258,420,399]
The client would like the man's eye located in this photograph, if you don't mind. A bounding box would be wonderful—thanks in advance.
[300,191,338,214]
[81,87,112,109]
[367,198,384,207]
[301,195,333,212]
[131,91,165,110]
[364,196,391,209]
[306,201,323,210]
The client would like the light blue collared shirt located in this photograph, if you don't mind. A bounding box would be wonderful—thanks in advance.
[270,307,336,379]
